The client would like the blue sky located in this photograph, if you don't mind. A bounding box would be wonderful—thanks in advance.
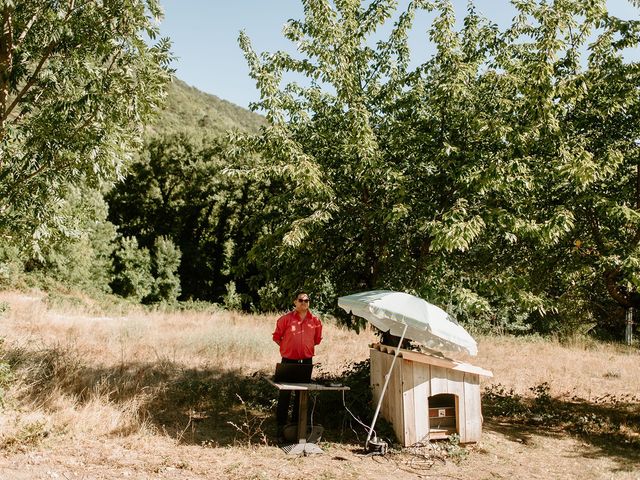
[157,1,639,109]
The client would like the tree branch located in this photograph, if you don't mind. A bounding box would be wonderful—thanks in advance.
[1,153,75,210]
[604,268,631,308]
[0,6,14,143]
[3,0,102,124]
[585,205,606,254]
[14,7,42,51]
[2,40,57,123]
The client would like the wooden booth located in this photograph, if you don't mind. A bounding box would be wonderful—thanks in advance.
[370,343,493,446]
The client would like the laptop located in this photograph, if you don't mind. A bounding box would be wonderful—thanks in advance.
[273,362,313,383]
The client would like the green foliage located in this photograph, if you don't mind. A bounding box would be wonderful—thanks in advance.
[150,236,182,303]
[148,79,266,137]
[111,236,154,302]
[444,433,469,463]
[0,240,24,288]
[0,0,172,245]
[222,281,243,311]
[106,132,265,304]
[230,0,640,335]
[55,0,640,341]
[483,383,529,418]
[483,382,640,452]
[236,0,517,315]
[31,185,118,294]
[110,234,183,304]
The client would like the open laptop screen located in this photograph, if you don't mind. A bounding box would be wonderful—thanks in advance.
[273,362,313,383]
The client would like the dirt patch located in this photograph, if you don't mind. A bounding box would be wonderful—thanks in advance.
[0,423,638,480]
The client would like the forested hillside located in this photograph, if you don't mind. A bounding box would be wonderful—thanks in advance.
[148,78,266,136]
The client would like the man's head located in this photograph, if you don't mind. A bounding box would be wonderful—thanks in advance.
[294,290,310,314]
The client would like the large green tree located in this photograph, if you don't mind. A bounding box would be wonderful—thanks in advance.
[0,0,172,246]
[237,0,640,334]
[237,0,506,315]
[497,0,640,333]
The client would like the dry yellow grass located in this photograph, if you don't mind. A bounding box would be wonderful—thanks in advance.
[0,289,638,480]
[0,290,376,372]
[0,290,378,443]
[473,334,640,401]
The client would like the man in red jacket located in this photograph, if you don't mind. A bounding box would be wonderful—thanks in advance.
[272,290,323,440]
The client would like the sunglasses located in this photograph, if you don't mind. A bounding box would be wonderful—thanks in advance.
[297,298,310,303]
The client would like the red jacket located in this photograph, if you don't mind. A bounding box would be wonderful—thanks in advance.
[272,310,322,360]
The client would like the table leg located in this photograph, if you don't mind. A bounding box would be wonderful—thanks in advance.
[284,391,322,455]
[296,391,308,444]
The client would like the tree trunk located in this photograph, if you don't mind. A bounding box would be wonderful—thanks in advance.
[625,308,634,345]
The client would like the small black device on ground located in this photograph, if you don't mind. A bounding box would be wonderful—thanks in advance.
[366,436,388,455]
[273,362,313,383]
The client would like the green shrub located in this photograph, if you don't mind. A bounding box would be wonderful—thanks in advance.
[223,281,242,310]
[150,236,182,303]
[0,241,24,288]
[111,236,154,301]
[24,186,118,294]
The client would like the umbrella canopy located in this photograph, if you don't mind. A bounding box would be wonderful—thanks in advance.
[338,290,477,356]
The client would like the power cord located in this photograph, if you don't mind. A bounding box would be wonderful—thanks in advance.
[341,389,376,441]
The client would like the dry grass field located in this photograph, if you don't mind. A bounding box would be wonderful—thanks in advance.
[0,289,638,480]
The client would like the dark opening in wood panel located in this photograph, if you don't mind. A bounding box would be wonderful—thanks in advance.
[428,393,457,437]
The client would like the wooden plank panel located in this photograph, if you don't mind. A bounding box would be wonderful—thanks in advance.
[372,343,493,377]
[413,363,430,443]
[379,350,403,443]
[402,359,415,446]
[447,369,465,440]
[430,365,448,395]
[463,373,482,443]
[382,348,393,422]
[369,348,383,405]
[379,349,389,406]
[387,353,403,442]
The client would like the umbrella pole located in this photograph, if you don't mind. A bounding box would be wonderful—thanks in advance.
[365,323,408,449]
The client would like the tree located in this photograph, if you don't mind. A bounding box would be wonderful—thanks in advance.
[150,235,181,303]
[111,236,153,302]
[107,132,265,303]
[0,0,172,244]
[33,184,118,293]
[431,0,640,335]
[498,0,640,334]
[236,0,520,315]
[237,0,640,335]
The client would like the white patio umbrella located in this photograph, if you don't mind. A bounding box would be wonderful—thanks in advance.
[337,290,477,356]
[337,290,478,450]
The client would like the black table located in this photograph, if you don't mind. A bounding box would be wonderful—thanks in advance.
[266,378,350,455]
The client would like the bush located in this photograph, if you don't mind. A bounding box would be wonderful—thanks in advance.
[22,186,117,294]
[222,281,242,310]
[149,236,182,303]
[0,241,24,288]
[111,236,154,301]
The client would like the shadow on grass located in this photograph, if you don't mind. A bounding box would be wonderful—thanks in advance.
[0,344,374,448]
[12,341,638,473]
[483,385,640,472]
